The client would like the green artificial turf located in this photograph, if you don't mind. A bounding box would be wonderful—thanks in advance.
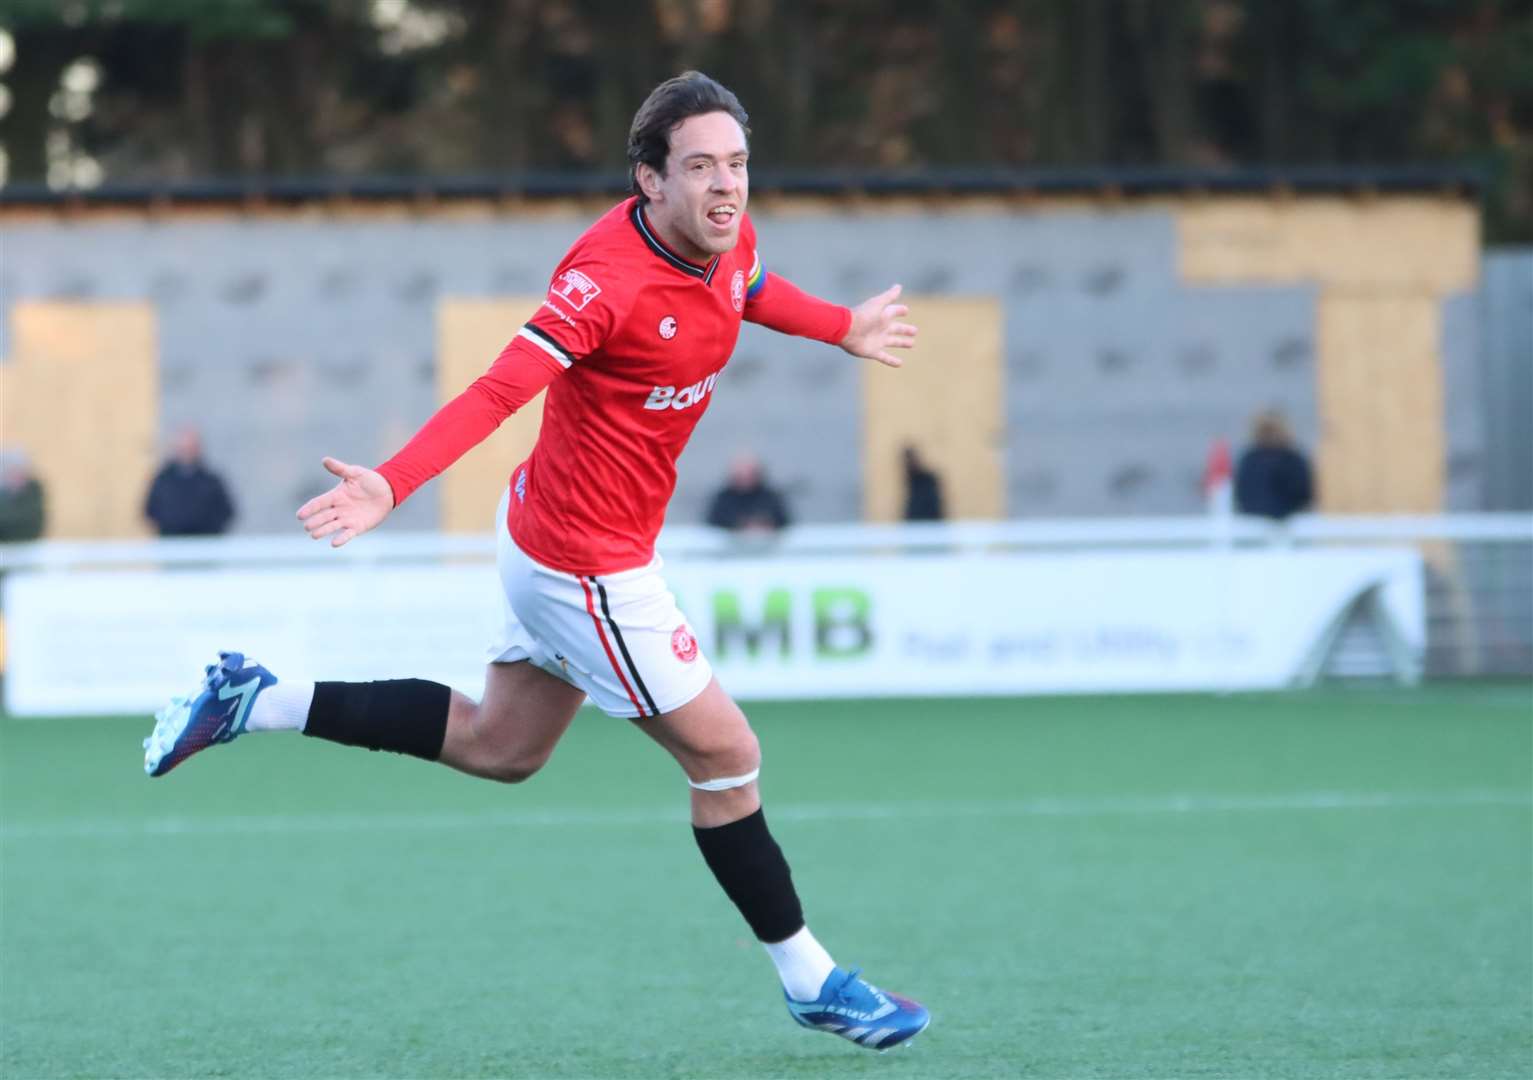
[2,686,1530,1079]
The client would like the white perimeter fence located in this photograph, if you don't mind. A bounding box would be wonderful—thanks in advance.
[2,514,1529,716]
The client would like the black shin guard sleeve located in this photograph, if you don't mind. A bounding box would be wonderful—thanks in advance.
[303,679,450,761]
[693,807,806,944]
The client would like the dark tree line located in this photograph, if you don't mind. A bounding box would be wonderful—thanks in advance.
[2,0,1529,238]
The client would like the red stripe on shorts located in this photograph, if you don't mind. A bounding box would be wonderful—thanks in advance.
[579,575,647,716]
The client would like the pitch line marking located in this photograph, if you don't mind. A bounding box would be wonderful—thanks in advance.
[2,790,1528,842]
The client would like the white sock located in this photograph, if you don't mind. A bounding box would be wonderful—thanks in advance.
[245,680,314,733]
[764,925,838,1002]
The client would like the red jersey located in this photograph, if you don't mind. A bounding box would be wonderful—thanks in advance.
[377,197,851,574]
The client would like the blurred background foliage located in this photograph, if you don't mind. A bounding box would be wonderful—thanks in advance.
[0,0,1528,239]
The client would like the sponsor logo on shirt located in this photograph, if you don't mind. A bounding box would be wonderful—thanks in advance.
[659,315,678,339]
[672,625,699,663]
[548,268,601,312]
[730,270,745,312]
[644,369,721,412]
[539,300,576,326]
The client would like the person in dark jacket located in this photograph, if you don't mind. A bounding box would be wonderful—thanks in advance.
[144,428,236,536]
[0,451,46,542]
[1234,410,1313,520]
[706,454,790,534]
[902,444,945,521]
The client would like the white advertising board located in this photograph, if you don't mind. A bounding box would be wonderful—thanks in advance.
[2,547,1423,716]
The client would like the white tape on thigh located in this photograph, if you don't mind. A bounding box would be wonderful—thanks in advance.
[688,767,760,792]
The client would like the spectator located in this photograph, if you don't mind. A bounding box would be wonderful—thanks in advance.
[0,450,46,542]
[145,427,236,536]
[902,444,945,521]
[706,454,790,534]
[1234,410,1314,521]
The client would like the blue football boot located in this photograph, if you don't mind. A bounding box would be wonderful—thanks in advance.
[786,967,930,1051]
[143,651,277,777]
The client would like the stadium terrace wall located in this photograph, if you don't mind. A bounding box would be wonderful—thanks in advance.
[1479,251,1533,513]
[0,176,1484,538]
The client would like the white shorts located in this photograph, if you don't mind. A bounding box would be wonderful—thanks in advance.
[488,488,713,718]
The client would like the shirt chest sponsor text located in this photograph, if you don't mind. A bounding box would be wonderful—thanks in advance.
[645,368,723,412]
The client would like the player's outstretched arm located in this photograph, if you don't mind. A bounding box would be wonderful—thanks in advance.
[296,457,395,548]
[742,272,916,365]
[302,334,565,545]
[839,284,917,368]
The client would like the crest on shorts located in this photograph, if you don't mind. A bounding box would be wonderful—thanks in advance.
[730,270,746,312]
[671,625,699,663]
[549,268,601,312]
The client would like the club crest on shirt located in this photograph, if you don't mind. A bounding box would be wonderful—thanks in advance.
[549,268,601,312]
[659,315,678,340]
[672,625,699,663]
[730,270,746,312]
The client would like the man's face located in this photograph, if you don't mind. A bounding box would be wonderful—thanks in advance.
[729,455,761,489]
[174,428,202,465]
[640,111,749,262]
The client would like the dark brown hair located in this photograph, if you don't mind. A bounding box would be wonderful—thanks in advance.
[627,71,750,202]
[1251,409,1295,449]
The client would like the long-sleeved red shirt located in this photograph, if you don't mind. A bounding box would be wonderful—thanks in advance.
[378,199,851,575]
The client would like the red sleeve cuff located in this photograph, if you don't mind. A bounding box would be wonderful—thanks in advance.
[374,463,408,509]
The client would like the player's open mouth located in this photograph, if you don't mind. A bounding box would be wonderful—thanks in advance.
[706,206,737,228]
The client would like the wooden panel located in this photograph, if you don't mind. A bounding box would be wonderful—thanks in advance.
[435,299,547,532]
[1177,196,1478,292]
[1176,194,1469,515]
[862,297,1004,522]
[0,302,158,538]
[1315,293,1444,513]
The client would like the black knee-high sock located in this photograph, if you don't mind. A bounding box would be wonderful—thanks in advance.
[693,807,806,943]
[302,679,450,761]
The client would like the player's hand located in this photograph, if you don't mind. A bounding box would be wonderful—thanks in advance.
[296,457,395,548]
[840,284,917,368]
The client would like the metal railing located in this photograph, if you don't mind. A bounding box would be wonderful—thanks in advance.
[4,513,1530,680]
[2,513,1528,569]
